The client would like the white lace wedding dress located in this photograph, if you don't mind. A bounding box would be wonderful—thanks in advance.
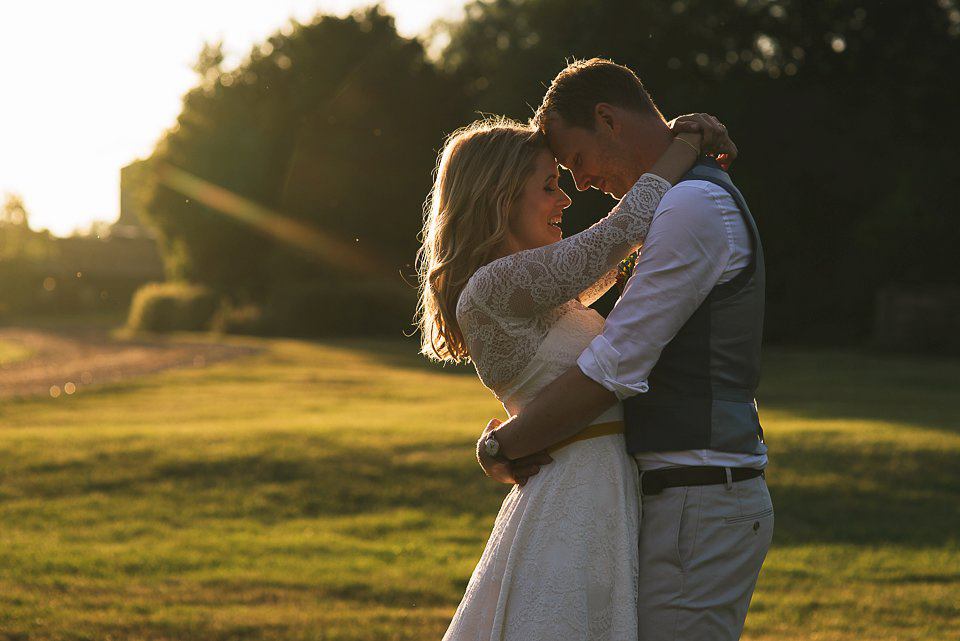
[442,173,671,641]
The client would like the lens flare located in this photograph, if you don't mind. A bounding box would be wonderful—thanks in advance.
[155,162,383,276]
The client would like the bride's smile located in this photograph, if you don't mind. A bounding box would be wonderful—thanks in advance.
[505,149,572,251]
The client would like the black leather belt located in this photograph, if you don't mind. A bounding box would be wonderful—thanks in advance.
[641,466,764,496]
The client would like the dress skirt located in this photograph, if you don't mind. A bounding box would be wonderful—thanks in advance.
[442,433,641,641]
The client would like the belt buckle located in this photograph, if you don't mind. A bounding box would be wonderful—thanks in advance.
[640,471,664,496]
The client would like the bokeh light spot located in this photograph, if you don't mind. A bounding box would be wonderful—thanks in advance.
[757,35,776,59]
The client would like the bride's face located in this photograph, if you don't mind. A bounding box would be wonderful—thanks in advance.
[504,149,572,253]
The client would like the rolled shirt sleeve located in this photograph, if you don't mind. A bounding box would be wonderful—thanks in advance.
[577,182,736,399]
[576,334,650,399]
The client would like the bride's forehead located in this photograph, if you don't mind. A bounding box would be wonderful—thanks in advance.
[531,149,560,174]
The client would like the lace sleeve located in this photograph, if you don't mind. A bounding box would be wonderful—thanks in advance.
[467,173,670,319]
[577,267,618,307]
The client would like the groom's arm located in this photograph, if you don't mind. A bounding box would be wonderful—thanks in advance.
[489,368,617,457]
[485,185,732,466]
[476,368,614,485]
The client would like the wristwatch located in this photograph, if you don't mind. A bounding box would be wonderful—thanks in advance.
[483,431,503,458]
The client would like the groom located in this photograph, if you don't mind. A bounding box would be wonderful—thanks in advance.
[478,58,773,641]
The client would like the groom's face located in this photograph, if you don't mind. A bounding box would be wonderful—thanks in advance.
[544,113,636,199]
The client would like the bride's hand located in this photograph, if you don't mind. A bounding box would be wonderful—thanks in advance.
[669,113,738,170]
[476,418,553,486]
[477,419,515,484]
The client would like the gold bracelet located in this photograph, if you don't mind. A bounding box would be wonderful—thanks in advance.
[675,137,701,155]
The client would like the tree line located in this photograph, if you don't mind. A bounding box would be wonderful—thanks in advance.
[132,0,960,345]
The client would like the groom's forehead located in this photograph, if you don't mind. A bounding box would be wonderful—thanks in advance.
[546,124,592,166]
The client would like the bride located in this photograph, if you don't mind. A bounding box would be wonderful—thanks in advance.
[417,114,732,640]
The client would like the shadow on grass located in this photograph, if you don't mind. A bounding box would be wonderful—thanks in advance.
[12,436,505,523]
[759,348,960,436]
[11,430,959,548]
[312,343,960,435]
[313,337,479,377]
[767,432,960,547]
[144,439,507,521]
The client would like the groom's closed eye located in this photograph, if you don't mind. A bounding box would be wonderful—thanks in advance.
[562,154,582,172]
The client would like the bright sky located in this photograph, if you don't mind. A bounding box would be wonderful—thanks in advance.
[0,0,465,237]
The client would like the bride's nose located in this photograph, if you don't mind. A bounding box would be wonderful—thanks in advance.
[558,189,572,208]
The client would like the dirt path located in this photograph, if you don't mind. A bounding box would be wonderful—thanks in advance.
[0,327,260,400]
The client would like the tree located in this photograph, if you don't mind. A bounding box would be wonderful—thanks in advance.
[1,192,29,228]
[0,192,50,261]
[145,8,465,307]
[0,192,53,317]
[140,0,960,342]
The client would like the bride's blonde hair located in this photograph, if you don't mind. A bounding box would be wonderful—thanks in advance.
[417,117,548,363]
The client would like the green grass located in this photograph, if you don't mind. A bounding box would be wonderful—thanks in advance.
[0,338,958,640]
[0,340,32,367]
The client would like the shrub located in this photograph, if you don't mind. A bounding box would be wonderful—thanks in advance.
[211,303,265,336]
[127,282,220,333]
[0,258,44,318]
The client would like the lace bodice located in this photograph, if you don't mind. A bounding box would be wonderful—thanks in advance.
[456,173,671,399]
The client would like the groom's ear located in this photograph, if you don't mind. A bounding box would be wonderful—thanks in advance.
[594,103,619,133]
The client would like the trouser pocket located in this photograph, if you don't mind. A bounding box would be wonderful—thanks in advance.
[675,486,701,571]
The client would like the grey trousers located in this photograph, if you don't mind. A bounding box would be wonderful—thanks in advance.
[636,472,773,641]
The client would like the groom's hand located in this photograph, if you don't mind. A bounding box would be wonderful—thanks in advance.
[509,451,555,486]
[477,418,553,486]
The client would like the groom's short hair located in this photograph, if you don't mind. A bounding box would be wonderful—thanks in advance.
[533,58,663,131]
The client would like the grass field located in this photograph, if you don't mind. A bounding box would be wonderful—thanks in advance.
[0,336,958,640]
[0,340,32,367]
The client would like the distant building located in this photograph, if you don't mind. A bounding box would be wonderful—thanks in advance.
[54,234,164,282]
[39,161,166,311]
[1,162,169,317]
[113,159,157,239]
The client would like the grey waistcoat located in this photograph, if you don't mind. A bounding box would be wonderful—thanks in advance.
[622,158,767,455]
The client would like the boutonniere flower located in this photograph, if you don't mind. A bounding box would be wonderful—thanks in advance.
[616,250,638,294]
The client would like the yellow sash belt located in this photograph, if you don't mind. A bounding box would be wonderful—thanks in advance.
[546,420,625,454]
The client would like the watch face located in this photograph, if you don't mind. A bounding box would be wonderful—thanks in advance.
[484,436,500,457]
